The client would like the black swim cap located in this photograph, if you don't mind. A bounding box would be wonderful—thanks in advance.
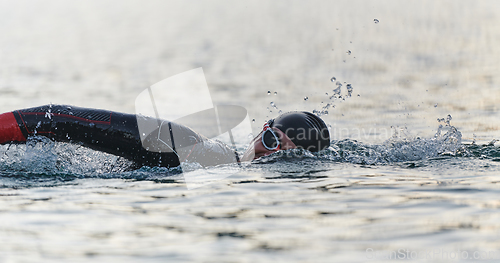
[269,111,330,152]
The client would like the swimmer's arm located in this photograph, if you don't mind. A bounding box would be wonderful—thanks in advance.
[0,105,180,168]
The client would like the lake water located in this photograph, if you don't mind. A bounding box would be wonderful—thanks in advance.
[1,1,500,262]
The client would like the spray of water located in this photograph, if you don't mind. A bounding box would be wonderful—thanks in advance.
[257,115,470,165]
[310,77,355,117]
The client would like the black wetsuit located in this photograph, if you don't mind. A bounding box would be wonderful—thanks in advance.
[0,105,238,168]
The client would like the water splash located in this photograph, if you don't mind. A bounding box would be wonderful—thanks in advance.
[2,117,500,188]
[311,78,355,116]
[0,136,136,179]
[256,116,468,165]
[328,116,465,164]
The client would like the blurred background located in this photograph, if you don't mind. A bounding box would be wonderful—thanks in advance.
[0,0,499,144]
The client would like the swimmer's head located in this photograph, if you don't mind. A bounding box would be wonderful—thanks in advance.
[270,111,330,152]
[241,111,330,161]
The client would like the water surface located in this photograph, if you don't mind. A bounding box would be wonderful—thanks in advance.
[1,1,500,262]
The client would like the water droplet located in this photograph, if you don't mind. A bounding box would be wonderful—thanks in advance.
[330,76,336,82]
[347,50,351,55]
[374,19,379,24]
[267,91,271,95]
[357,94,360,97]
[434,103,438,108]
[270,101,276,108]
[67,106,72,110]
[333,87,341,95]
[346,84,353,97]
[304,97,309,101]
[278,110,282,114]
[325,93,329,95]
[252,119,255,123]
[274,92,277,95]
[142,133,145,136]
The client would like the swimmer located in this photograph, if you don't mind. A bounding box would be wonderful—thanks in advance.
[0,105,330,168]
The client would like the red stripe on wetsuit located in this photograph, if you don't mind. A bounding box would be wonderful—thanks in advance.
[0,112,26,144]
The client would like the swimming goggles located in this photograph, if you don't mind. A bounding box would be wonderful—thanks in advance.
[262,120,281,151]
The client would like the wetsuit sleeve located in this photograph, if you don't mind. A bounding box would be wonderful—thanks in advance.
[0,105,238,169]
[2,105,180,168]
